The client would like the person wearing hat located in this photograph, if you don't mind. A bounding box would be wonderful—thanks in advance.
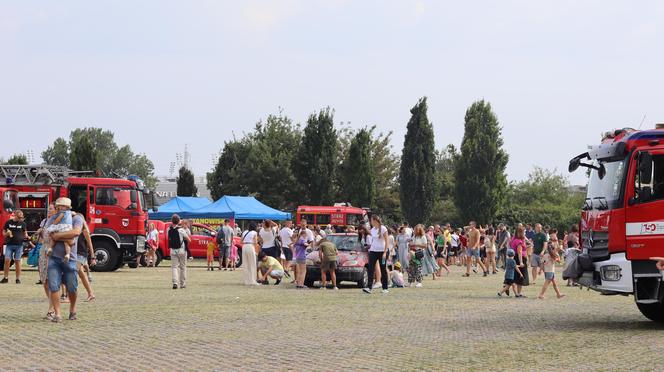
[45,197,75,263]
[2,209,28,284]
[390,261,405,288]
[497,249,523,297]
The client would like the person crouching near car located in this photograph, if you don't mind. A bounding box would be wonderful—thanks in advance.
[318,237,338,290]
[257,251,285,285]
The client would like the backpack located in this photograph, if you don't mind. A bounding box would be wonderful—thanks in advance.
[168,226,183,249]
[216,226,226,246]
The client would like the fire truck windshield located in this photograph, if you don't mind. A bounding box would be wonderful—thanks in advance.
[586,158,627,209]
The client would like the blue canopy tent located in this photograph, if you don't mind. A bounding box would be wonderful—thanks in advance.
[183,196,290,221]
[148,196,212,220]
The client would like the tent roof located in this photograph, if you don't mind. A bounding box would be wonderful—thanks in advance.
[183,196,291,220]
[148,196,212,219]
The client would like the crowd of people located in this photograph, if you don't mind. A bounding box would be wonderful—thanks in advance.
[2,202,588,323]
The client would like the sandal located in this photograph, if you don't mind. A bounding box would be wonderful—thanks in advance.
[86,294,96,302]
[44,311,55,321]
[68,312,77,321]
[51,315,63,323]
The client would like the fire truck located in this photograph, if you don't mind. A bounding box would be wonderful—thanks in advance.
[568,124,664,322]
[296,204,368,231]
[0,165,149,272]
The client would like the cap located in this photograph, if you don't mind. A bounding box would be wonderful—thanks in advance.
[507,249,515,257]
[394,262,402,269]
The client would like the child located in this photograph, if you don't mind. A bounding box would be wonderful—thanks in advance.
[538,244,565,299]
[498,249,523,297]
[206,240,215,271]
[563,245,582,286]
[229,243,238,271]
[45,198,75,262]
[390,262,405,288]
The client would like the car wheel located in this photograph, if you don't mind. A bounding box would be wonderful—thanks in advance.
[154,250,163,267]
[92,241,118,272]
[139,254,148,267]
[637,301,664,322]
[357,267,368,288]
[236,246,243,268]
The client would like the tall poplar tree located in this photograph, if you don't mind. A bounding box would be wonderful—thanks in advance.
[293,108,338,205]
[454,100,508,224]
[399,97,436,224]
[341,128,374,207]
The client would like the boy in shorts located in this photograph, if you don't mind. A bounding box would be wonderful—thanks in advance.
[318,237,338,290]
[498,249,523,297]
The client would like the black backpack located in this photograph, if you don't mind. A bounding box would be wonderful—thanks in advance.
[168,226,182,249]
[216,226,226,246]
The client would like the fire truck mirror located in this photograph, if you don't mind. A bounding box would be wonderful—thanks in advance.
[568,158,581,173]
[638,152,653,185]
[598,163,606,180]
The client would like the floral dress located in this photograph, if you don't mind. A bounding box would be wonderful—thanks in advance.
[407,236,428,284]
[420,236,440,276]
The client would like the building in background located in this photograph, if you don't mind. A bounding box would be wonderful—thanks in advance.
[153,175,211,206]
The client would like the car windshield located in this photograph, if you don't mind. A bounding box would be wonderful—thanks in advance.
[326,235,365,251]
[586,158,627,209]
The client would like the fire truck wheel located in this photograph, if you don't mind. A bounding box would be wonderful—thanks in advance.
[637,302,664,322]
[92,241,119,272]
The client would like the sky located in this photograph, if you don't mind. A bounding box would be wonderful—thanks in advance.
[1,1,664,186]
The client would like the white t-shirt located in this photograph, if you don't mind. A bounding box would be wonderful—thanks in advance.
[370,225,388,252]
[242,230,257,244]
[148,230,158,242]
[451,233,460,248]
[279,227,294,247]
[259,227,276,248]
[404,227,413,238]
[302,227,314,243]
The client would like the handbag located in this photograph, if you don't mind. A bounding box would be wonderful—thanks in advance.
[414,249,424,260]
[27,244,40,267]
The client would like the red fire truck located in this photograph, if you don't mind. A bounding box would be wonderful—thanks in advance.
[0,165,149,272]
[568,124,664,321]
[296,204,368,230]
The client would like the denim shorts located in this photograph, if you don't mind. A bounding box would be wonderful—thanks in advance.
[4,244,23,261]
[47,256,78,293]
[466,248,479,257]
[544,272,554,281]
[269,269,284,278]
[531,254,541,267]
[77,255,88,266]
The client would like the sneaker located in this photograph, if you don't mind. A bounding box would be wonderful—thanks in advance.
[261,280,269,285]
[472,267,478,273]
[274,278,281,285]
[362,288,372,294]
[207,267,210,271]
[382,289,389,294]
[372,283,381,289]
[172,284,178,290]
[180,285,186,289]
[320,286,326,290]
[415,283,423,288]
[36,280,42,285]
[15,279,21,284]
[0,278,8,284]
[211,267,214,271]
[497,292,502,297]
[483,272,488,277]
[332,287,339,291]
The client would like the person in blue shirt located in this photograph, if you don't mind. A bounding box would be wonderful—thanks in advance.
[497,249,523,297]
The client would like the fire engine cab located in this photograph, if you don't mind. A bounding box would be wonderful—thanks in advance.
[0,165,149,272]
[569,123,664,322]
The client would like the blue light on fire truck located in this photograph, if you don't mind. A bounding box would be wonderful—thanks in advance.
[127,175,145,190]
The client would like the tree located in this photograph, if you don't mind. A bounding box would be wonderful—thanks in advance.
[207,140,251,201]
[42,127,158,189]
[176,166,198,197]
[293,108,338,205]
[454,100,508,225]
[41,137,70,166]
[5,154,28,165]
[431,144,462,226]
[341,128,374,208]
[399,97,436,225]
[497,167,584,233]
[69,136,98,172]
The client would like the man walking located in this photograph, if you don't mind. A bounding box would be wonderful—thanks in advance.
[496,223,511,268]
[531,223,548,284]
[2,210,28,284]
[464,221,487,277]
[48,200,84,322]
[168,214,190,289]
[217,219,234,270]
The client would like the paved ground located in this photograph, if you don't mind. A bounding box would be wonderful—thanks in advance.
[0,260,662,371]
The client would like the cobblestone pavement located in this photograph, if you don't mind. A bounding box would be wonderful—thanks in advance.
[0,260,662,371]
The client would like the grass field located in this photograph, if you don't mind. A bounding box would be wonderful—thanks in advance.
[0,260,662,371]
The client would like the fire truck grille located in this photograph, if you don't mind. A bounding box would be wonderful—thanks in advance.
[581,230,609,260]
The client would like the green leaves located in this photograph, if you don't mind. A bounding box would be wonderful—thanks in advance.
[4,154,29,165]
[70,135,98,172]
[340,128,374,208]
[454,100,508,225]
[176,166,198,197]
[400,97,436,225]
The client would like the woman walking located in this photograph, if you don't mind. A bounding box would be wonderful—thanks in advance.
[421,227,440,279]
[408,225,427,287]
[485,226,497,274]
[511,226,530,297]
[242,223,259,286]
[396,227,410,271]
[362,215,389,294]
